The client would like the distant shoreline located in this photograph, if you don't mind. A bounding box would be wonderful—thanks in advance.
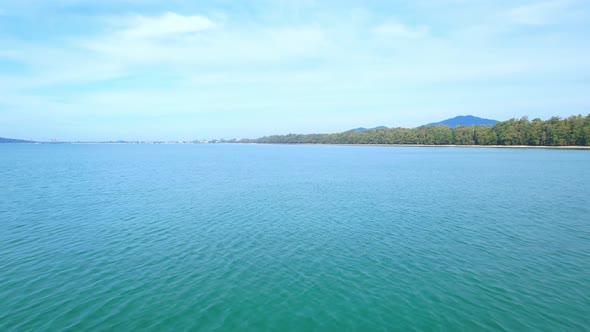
[256,143,590,150]
[2,142,589,149]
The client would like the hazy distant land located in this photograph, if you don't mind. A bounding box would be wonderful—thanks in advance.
[0,137,35,144]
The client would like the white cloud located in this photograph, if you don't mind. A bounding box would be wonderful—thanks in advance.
[118,12,217,39]
[82,13,326,66]
[1,12,330,95]
[373,22,429,38]
[506,0,577,25]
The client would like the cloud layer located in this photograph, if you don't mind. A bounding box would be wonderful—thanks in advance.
[0,0,589,140]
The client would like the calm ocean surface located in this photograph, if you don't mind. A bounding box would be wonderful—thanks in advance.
[1,144,589,331]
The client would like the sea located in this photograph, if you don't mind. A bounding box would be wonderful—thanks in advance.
[1,144,589,331]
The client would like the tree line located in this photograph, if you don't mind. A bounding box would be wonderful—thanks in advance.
[237,115,590,146]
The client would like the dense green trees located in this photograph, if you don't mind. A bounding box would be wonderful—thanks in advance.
[240,114,590,146]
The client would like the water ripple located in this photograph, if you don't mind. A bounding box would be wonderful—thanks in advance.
[1,144,589,331]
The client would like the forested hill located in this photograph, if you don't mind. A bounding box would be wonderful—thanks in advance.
[350,126,388,132]
[239,115,590,146]
[426,115,498,128]
[0,137,34,143]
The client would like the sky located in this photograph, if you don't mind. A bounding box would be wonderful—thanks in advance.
[1,0,589,141]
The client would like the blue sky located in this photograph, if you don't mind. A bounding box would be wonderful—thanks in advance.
[1,0,589,141]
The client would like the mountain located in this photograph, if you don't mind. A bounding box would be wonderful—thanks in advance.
[426,115,498,128]
[350,126,388,132]
[0,137,35,143]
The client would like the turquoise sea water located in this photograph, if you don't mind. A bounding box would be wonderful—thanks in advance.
[1,144,589,331]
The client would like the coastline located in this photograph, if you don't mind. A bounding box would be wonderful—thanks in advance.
[257,143,590,150]
[3,142,589,149]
